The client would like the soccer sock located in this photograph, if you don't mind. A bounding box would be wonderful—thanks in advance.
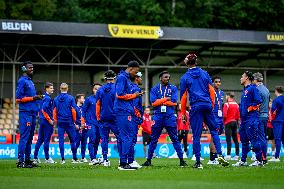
[213,153,218,159]
[210,152,214,161]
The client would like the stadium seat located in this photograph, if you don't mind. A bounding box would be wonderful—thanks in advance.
[1,109,8,114]
[0,124,3,129]
[4,124,10,129]
[3,103,10,109]
[5,119,12,124]
[3,98,11,103]
[0,114,5,119]
[0,119,4,124]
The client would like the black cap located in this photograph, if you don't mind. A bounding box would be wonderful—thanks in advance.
[104,70,116,80]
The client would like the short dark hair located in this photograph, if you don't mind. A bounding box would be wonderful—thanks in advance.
[212,76,221,82]
[44,82,53,89]
[127,60,140,68]
[227,92,235,98]
[20,61,32,68]
[92,83,102,87]
[275,86,283,94]
[104,70,116,80]
[159,71,170,78]
[244,71,254,82]
[75,94,85,103]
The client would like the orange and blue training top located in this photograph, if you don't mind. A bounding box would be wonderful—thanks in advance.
[16,75,38,114]
[271,95,284,122]
[114,70,137,115]
[180,67,215,115]
[53,93,77,124]
[82,95,97,125]
[39,92,53,123]
[96,82,116,122]
[240,84,262,121]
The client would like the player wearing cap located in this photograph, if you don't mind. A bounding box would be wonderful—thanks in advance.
[233,71,263,167]
[142,71,187,167]
[16,61,43,168]
[53,83,79,164]
[96,70,120,167]
[180,53,229,169]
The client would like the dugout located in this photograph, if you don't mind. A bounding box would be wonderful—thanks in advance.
[0,19,284,133]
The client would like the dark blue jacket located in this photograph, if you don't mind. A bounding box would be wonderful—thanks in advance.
[53,93,77,124]
[180,67,215,110]
[240,84,262,121]
[74,105,83,126]
[150,83,178,116]
[96,82,116,122]
[114,70,136,115]
[271,95,284,122]
[131,82,143,124]
[213,88,225,119]
[82,95,97,125]
[16,75,38,114]
[39,92,53,122]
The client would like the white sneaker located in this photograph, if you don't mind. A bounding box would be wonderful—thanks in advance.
[232,160,248,167]
[102,160,111,167]
[191,155,204,161]
[71,159,80,164]
[225,155,231,160]
[98,156,104,164]
[89,159,100,165]
[129,160,142,169]
[61,160,66,164]
[45,158,56,164]
[268,157,281,162]
[251,153,256,161]
[249,160,263,167]
[231,156,239,161]
[81,158,88,163]
[207,159,219,165]
[33,158,41,164]
[183,152,188,159]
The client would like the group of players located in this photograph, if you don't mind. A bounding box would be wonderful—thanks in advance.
[15,52,284,170]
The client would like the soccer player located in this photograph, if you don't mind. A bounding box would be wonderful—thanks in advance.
[180,53,229,169]
[233,71,263,167]
[223,92,240,161]
[82,83,102,165]
[33,82,56,164]
[270,86,284,162]
[96,70,120,167]
[207,76,225,165]
[114,61,143,170]
[142,71,187,167]
[177,103,189,158]
[140,107,153,158]
[53,83,79,164]
[128,71,144,168]
[267,100,276,161]
[16,61,43,168]
[74,94,88,163]
[253,72,270,164]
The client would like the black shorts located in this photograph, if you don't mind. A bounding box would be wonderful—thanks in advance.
[178,130,189,137]
[266,127,274,140]
[142,131,151,146]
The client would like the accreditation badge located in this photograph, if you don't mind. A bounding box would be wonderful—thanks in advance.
[161,105,167,113]
[218,110,223,117]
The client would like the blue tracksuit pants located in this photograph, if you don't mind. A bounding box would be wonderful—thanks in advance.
[99,120,121,161]
[34,118,54,160]
[259,117,268,159]
[75,129,88,159]
[18,112,36,162]
[57,121,77,160]
[128,118,139,164]
[87,124,101,160]
[240,119,263,162]
[272,121,284,158]
[190,105,222,162]
[147,114,183,160]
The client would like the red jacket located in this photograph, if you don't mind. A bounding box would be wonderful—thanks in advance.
[223,98,240,126]
[177,111,189,131]
[141,114,152,134]
[267,109,273,128]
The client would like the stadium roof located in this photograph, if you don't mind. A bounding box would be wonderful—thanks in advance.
[1,19,284,76]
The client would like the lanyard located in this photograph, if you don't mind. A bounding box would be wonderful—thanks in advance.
[160,84,168,98]
[215,90,221,110]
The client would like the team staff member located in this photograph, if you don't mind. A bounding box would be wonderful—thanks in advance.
[142,71,187,167]
[267,100,276,161]
[223,92,240,160]
[53,83,79,164]
[271,86,284,162]
[114,61,142,170]
[177,104,189,158]
[140,107,153,158]
[180,53,229,169]
[253,72,269,163]
[16,61,43,168]
[128,72,143,168]
[74,94,88,163]
[233,71,263,167]
[82,83,102,165]
[33,82,56,164]
[208,76,225,165]
[96,70,120,167]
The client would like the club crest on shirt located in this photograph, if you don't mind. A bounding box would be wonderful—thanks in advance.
[245,90,248,95]
[128,116,132,121]
[151,120,155,126]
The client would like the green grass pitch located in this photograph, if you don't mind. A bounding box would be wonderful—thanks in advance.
[1,158,284,189]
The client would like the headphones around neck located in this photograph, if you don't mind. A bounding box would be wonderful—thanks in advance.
[21,65,27,72]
